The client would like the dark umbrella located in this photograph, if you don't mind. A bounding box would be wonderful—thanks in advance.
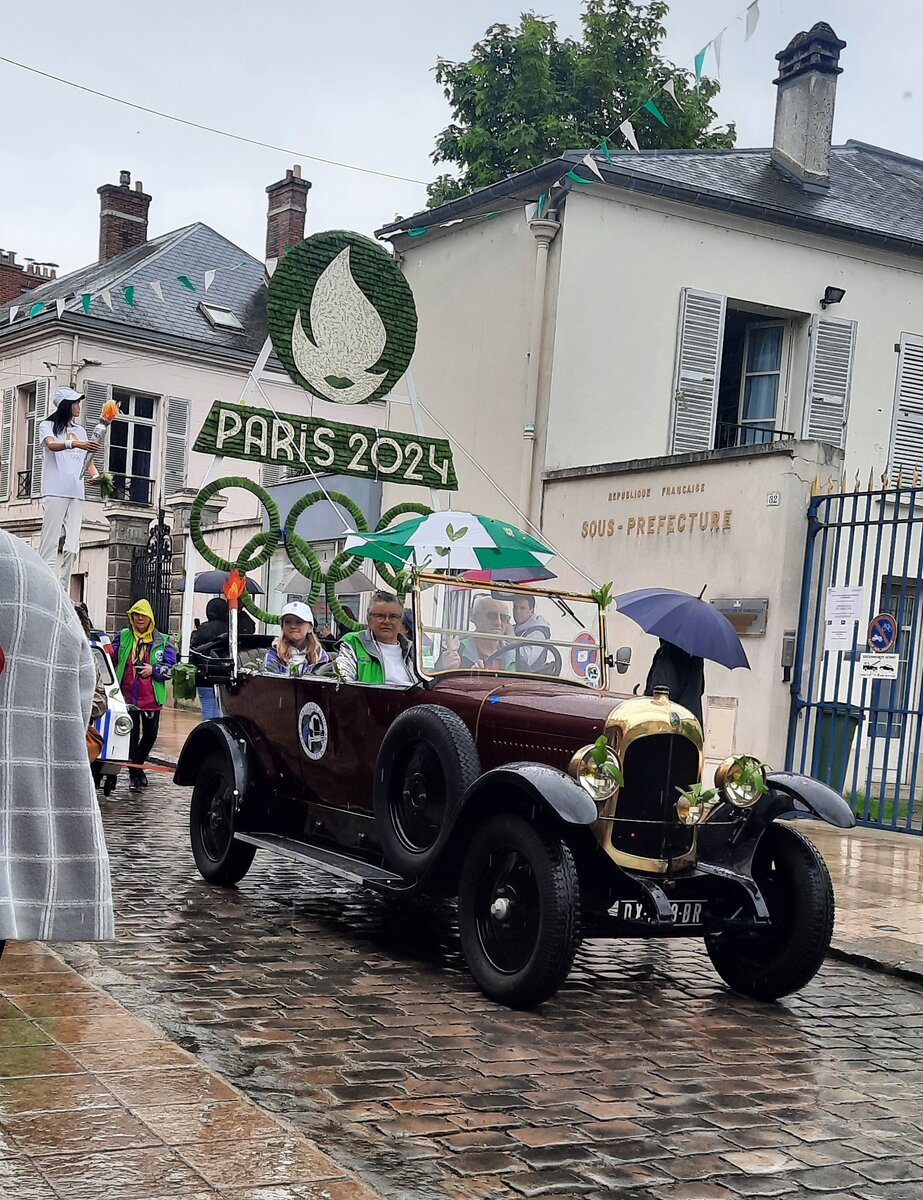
[613,587,750,670]
[175,570,264,596]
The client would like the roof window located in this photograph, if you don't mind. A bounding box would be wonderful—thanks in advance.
[198,302,244,332]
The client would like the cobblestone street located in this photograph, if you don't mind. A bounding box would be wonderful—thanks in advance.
[25,776,918,1200]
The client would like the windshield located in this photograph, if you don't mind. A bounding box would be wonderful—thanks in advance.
[414,577,606,689]
[92,644,117,686]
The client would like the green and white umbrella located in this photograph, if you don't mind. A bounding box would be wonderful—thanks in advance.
[343,511,555,576]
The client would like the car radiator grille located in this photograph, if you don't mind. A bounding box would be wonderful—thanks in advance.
[612,734,699,862]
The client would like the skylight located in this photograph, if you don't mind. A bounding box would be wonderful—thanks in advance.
[198,302,244,332]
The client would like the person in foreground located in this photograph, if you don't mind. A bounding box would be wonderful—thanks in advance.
[0,531,114,955]
[336,591,417,685]
[263,602,329,677]
[108,599,177,790]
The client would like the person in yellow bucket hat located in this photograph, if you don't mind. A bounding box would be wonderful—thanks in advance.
[106,599,177,790]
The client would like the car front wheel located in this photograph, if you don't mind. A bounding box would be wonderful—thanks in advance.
[705,823,834,1001]
[458,813,581,1009]
[190,752,256,886]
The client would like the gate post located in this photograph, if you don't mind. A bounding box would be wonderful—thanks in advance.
[104,505,158,633]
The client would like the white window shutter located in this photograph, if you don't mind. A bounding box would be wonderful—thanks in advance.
[889,334,923,474]
[260,462,284,487]
[803,315,856,448]
[163,397,191,496]
[0,388,14,501]
[30,378,49,498]
[670,289,726,454]
[81,380,110,437]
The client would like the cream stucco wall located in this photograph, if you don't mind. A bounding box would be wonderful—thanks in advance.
[542,440,841,768]
[544,188,923,480]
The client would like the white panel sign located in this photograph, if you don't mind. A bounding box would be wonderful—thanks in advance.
[825,586,863,622]
[859,653,900,680]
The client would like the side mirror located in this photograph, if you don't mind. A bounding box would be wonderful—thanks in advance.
[615,646,632,674]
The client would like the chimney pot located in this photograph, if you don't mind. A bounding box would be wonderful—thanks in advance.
[135,180,143,192]
[771,23,846,191]
[119,169,131,187]
[293,164,302,180]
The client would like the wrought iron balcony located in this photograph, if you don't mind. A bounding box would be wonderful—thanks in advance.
[17,470,32,498]
[715,421,795,450]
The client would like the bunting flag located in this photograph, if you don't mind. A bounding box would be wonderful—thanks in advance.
[664,79,684,110]
[536,191,547,218]
[100,290,113,310]
[745,1,760,41]
[177,275,196,292]
[580,152,605,181]
[619,119,640,153]
[123,286,135,307]
[713,31,724,76]
[55,298,66,318]
[204,269,216,292]
[81,294,91,315]
[28,302,43,318]
[566,169,592,184]
[150,281,164,302]
[643,98,667,127]
[694,47,707,85]
[599,139,613,164]
[406,228,428,237]
[9,306,18,324]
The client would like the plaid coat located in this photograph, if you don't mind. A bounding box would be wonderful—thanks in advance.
[0,532,114,941]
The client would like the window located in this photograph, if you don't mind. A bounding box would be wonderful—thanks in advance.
[108,389,157,504]
[198,302,244,332]
[716,312,791,449]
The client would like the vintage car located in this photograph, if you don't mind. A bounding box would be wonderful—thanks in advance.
[175,575,855,1009]
[89,632,133,795]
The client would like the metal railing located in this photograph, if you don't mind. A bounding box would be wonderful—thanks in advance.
[17,470,32,498]
[715,421,795,450]
[110,474,154,505]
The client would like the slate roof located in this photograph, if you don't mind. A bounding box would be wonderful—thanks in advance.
[0,224,268,356]
[376,140,923,260]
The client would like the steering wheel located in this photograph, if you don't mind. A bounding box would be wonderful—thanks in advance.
[479,642,562,677]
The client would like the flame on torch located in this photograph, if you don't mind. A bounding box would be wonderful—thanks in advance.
[223,569,246,606]
[100,399,120,423]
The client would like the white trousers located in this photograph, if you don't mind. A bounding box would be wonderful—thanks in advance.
[39,495,83,588]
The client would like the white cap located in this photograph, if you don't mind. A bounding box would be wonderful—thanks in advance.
[280,601,314,625]
[53,386,84,406]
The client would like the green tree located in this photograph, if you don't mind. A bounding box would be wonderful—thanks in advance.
[427,0,734,207]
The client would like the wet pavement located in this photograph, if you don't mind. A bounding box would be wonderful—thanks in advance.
[3,773,915,1200]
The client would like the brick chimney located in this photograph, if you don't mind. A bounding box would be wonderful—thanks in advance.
[97,170,152,262]
[772,23,847,191]
[0,250,54,306]
[265,165,311,262]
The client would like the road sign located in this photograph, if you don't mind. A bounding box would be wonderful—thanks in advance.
[867,613,897,653]
[859,653,900,680]
[570,632,598,677]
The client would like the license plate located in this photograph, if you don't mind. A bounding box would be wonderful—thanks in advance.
[608,899,706,925]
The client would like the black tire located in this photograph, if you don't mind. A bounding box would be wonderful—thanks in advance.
[374,705,480,876]
[103,774,116,796]
[458,813,581,1008]
[189,752,257,886]
[705,823,834,1001]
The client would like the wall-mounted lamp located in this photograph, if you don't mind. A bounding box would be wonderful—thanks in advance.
[820,285,846,310]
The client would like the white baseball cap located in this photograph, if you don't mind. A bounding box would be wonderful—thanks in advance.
[280,601,315,625]
[53,386,84,406]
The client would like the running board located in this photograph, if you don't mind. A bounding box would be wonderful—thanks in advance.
[234,833,412,892]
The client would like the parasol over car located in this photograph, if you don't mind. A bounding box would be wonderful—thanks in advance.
[613,587,750,670]
[343,511,555,576]
[176,570,264,596]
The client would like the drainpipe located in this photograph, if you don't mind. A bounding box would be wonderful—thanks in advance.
[69,334,80,387]
[518,215,560,524]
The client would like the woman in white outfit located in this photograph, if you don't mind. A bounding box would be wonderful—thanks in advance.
[37,387,100,588]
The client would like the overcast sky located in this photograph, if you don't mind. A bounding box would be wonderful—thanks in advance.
[3,0,919,275]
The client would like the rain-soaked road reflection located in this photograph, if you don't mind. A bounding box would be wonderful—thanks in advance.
[54,779,923,1200]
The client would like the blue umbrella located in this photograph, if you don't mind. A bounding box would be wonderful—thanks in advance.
[175,570,264,596]
[613,588,749,670]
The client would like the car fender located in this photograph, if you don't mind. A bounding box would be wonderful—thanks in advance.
[419,763,597,896]
[756,772,856,829]
[173,717,253,799]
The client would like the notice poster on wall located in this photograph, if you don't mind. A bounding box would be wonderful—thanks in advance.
[824,586,863,653]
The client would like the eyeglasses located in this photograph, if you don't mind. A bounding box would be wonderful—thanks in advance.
[370,612,401,622]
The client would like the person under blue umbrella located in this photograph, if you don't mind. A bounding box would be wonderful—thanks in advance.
[643,639,705,723]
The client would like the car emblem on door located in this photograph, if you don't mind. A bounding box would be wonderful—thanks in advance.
[298,702,329,761]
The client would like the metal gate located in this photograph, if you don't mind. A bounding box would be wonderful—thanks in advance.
[130,511,173,633]
[786,476,923,835]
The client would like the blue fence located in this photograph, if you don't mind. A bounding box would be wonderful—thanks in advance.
[786,478,923,835]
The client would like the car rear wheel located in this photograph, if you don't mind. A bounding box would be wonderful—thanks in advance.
[458,813,581,1009]
[705,823,834,1001]
[374,705,480,876]
[190,752,256,886]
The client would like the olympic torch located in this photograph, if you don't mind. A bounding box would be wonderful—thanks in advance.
[222,570,247,683]
[80,398,121,492]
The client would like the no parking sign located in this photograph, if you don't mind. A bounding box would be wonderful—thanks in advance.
[867,613,897,653]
